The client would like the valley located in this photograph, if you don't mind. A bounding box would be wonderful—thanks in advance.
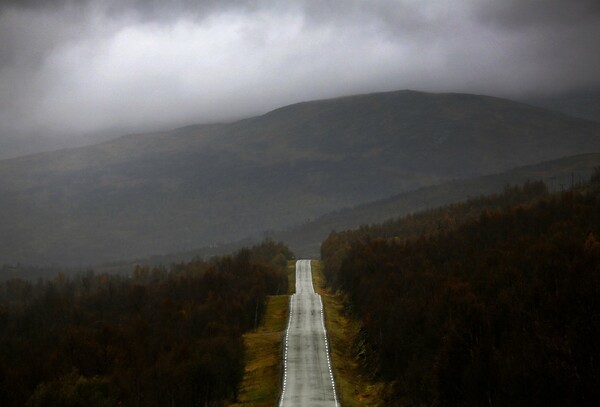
[1,89,600,407]
[2,2,599,405]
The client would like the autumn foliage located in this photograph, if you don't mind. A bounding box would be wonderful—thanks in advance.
[0,240,292,406]
[321,182,600,406]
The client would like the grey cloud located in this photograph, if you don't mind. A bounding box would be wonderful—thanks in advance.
[0,0,255,70]
[0,0,255,20]
[0,7,88,70]
[472,0,600,93]
[476,0,600,29]
[297,0,453,38]
[0,0,598,156]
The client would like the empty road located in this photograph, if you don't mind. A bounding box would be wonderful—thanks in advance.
[279,259,339,407]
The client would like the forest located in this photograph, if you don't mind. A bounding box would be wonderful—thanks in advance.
[321,178,600,406]
[0,240,293,406]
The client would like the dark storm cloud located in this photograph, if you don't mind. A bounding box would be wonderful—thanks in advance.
[0,0,598,155]
[473,0,600,92]
[476,0,600,28]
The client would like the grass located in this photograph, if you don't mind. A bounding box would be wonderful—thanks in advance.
[231,261,295,406]
[287,260,296,294]
[311,260,387,407]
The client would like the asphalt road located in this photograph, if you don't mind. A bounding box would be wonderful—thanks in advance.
[279,259,339,407]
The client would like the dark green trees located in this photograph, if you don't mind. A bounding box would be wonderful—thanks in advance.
[0,240,292,406]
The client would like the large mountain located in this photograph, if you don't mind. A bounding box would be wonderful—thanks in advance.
[1,90,600,265]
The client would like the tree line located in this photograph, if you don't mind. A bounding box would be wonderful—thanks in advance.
[321,180,600,406]
[0,240,293,406]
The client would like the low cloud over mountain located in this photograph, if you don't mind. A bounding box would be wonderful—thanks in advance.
[1,0,599,152]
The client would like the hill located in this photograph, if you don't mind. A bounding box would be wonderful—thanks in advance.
[85,153,600,274]
[522,88,600,123]
[274,153,600,257]
[1,90,600,265]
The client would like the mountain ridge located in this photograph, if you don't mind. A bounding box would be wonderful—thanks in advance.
[1,89,599,265]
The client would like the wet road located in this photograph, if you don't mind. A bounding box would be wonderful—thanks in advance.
[279,260,339,407]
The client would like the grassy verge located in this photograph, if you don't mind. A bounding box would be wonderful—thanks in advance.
[287,260,296,294]
[312,260,387,407]
[232,261,295,406]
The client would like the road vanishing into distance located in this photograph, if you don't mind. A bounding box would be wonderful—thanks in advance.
[279,260,339,407]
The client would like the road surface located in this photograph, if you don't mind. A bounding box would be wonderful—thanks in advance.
[279,259,339,407]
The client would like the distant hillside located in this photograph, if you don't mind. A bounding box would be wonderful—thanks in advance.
[1,90,600,266]
[91,153,600,273]
[522,88,600,123]
[274,153,600,257]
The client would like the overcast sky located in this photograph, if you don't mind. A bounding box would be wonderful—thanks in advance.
[1,0,599,152]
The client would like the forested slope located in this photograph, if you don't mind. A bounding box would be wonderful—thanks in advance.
[0,240,293,406]
[321,181,550,279]
[321,178,600,406]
